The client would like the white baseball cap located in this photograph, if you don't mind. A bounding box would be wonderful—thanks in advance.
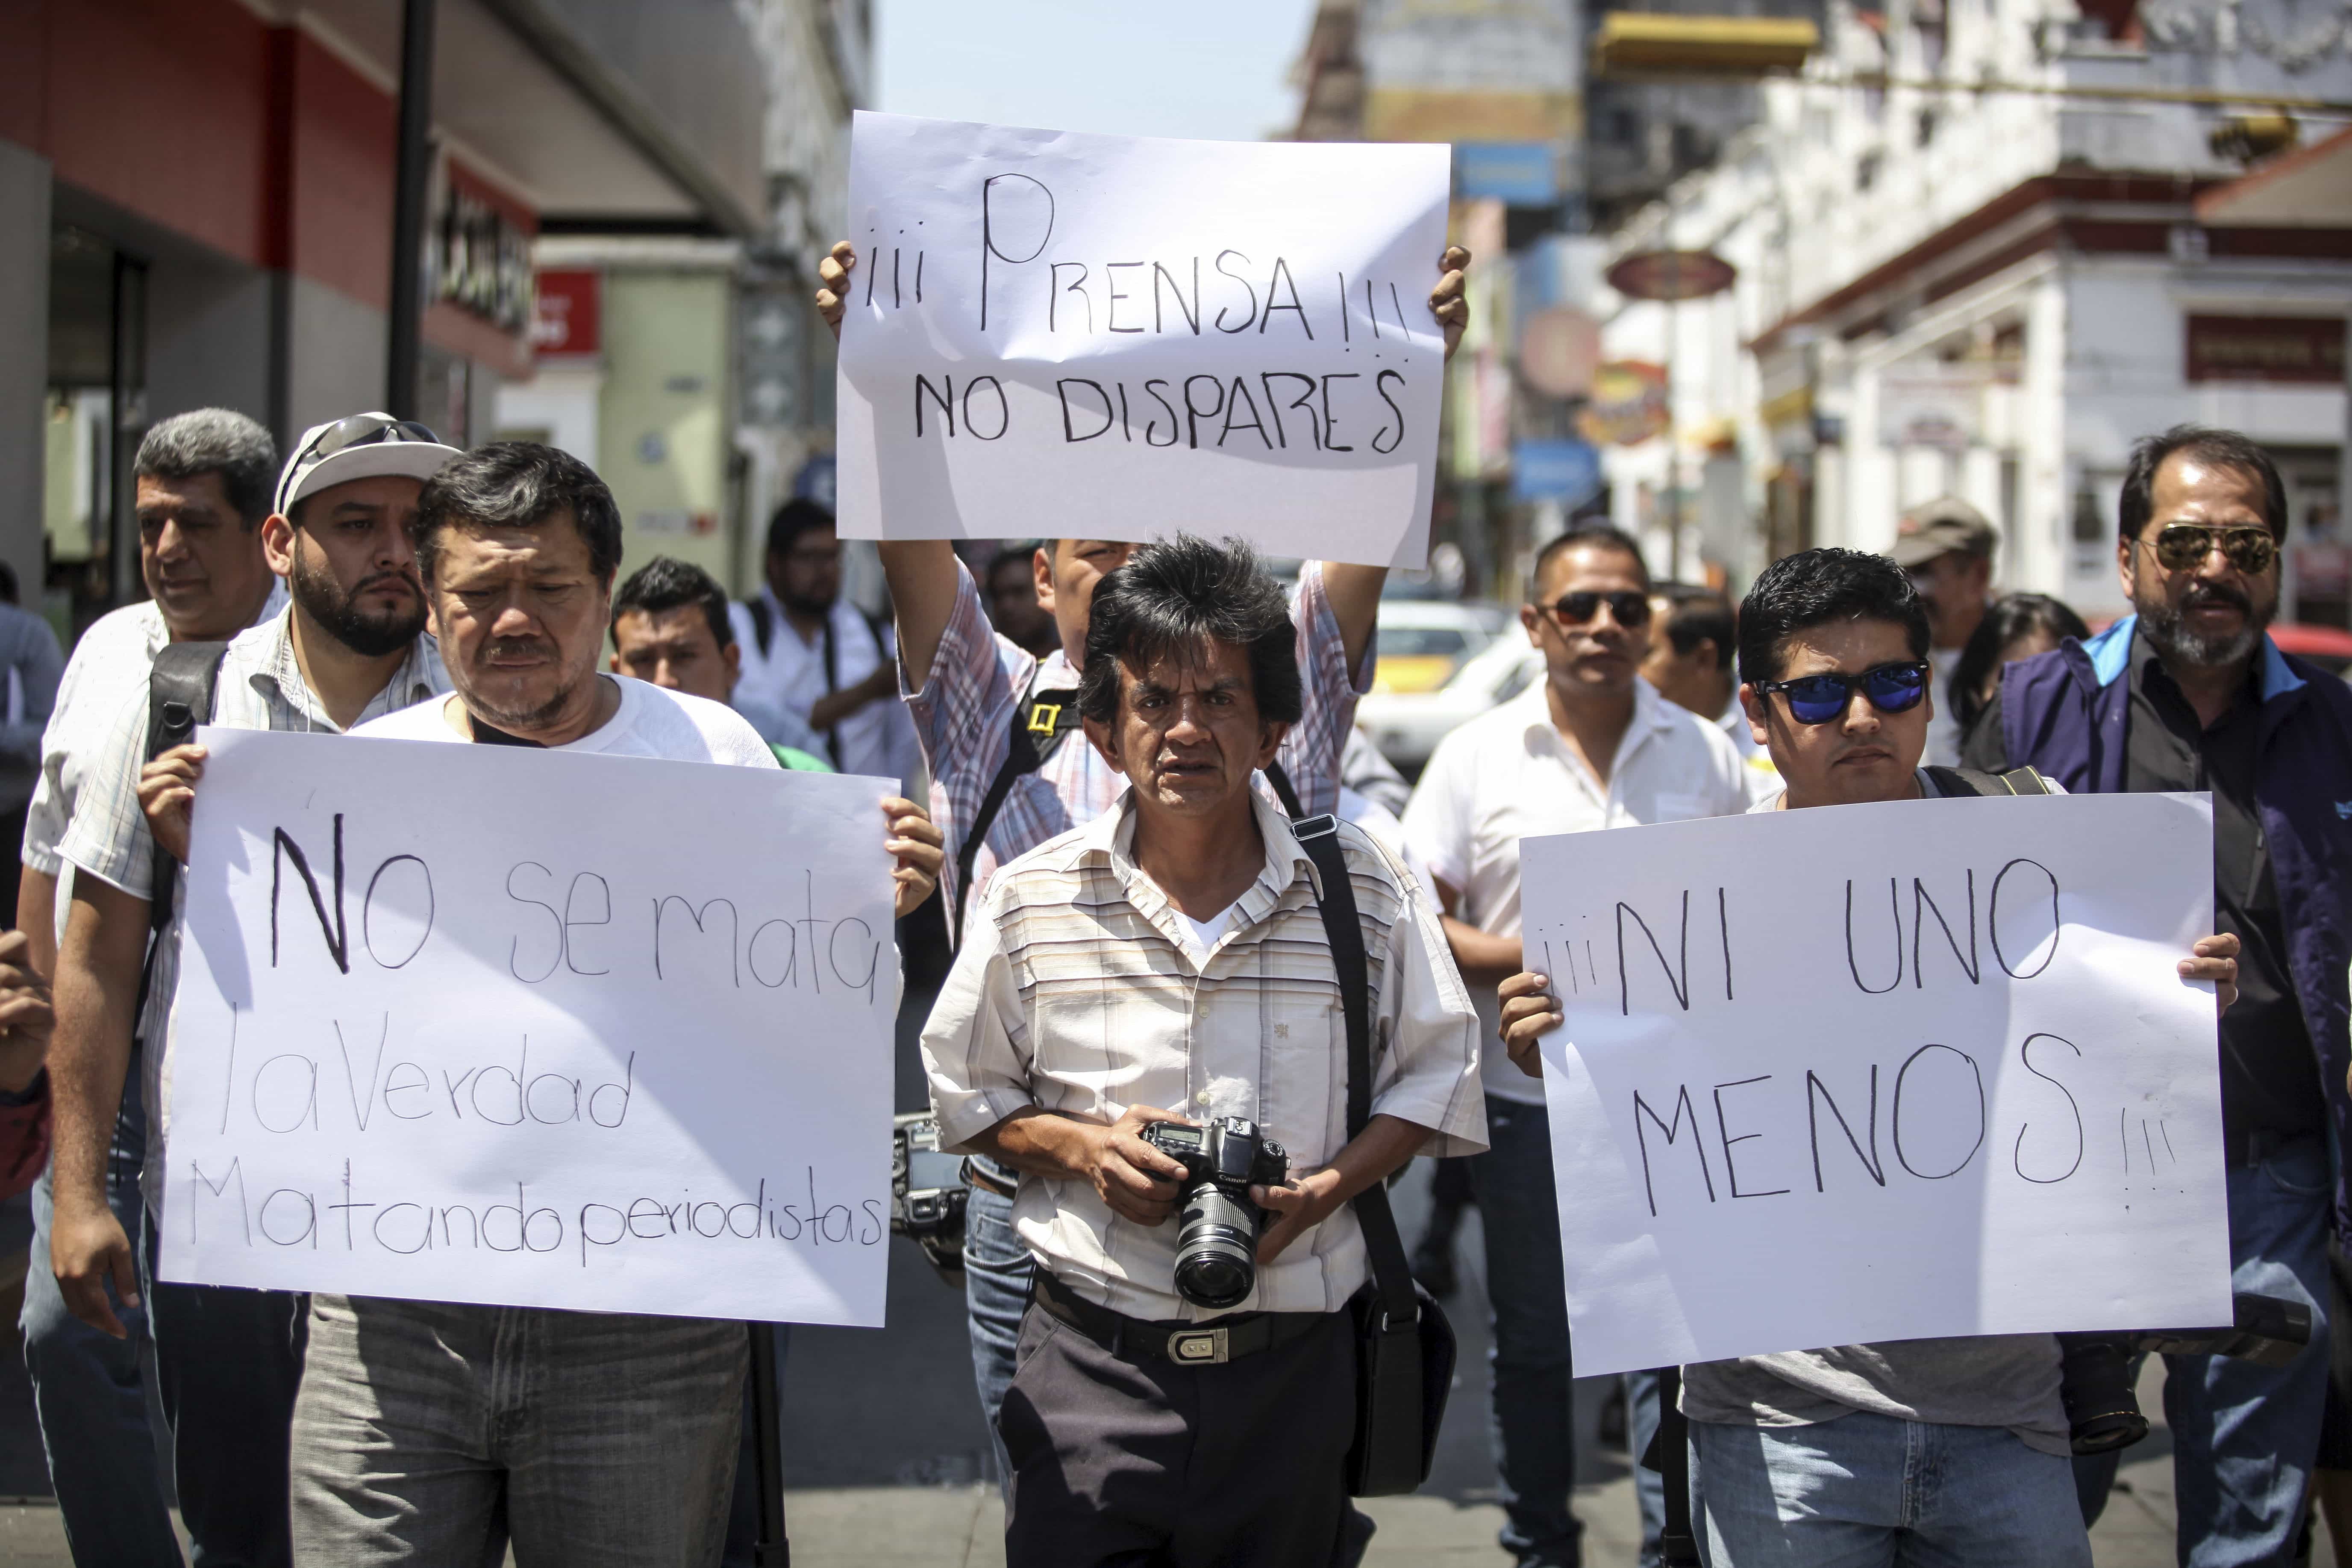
[273,413,464,517]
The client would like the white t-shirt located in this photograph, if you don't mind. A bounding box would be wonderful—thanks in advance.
[1176,905,1235,963]
[729,591,920,784]
[353,675,781,772]
[1402,677,1752,1104]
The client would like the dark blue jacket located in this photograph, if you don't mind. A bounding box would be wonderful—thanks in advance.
[1998,616,2352,1231]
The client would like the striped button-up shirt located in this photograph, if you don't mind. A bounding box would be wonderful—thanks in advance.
[922,790,1486,1322]
[59,606,446,1214]
[904,558,1371,926]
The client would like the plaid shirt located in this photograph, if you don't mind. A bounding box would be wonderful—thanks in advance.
[59,607,445,1214]
[922,790,1486,1322]
[24,582,290,879]
[903,559,1372,929]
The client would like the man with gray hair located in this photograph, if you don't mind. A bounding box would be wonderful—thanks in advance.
[17,406,285,1566]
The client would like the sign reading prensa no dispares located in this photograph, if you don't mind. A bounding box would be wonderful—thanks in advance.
[834,112,1452,568]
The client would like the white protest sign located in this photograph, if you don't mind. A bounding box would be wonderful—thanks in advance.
[1525,793,2230,1377]
[158,727,898,1326]
[835,112,1452,567]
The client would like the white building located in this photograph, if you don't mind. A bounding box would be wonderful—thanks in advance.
[1597,0,2352,623]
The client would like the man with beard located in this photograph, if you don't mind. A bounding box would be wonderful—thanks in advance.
[1965,424,2352,1565]
[45,413,458,1566]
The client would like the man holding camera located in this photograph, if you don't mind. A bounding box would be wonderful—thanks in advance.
[1499,547,2242,1566]
[921,535,1484,1566]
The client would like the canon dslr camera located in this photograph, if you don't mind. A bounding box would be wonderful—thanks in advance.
[1140,1117,1290,1311]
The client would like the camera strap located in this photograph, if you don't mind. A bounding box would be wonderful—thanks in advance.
[1292,812,1447,1496]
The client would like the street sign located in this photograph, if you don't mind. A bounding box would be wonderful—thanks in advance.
[1606,248,1737,302]
[1518,305,1601,398]
[1512,437,1603,503]
[1577,360,1671,446]
[1456,142,1560,204]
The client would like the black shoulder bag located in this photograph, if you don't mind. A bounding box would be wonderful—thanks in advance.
[1291,812,1455,1497]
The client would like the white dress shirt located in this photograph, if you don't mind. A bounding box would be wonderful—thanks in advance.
[1402,677,1752,1105]
[729,590,919,784]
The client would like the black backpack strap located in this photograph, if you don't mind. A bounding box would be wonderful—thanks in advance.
[1653,1365,1700,1565]
[143,641,231,937]
[950,675,1082,946]
[1292,814,1418,1333]
[132,640,230,1031]
[1263,759,1305,819]
[1923,764,2053,798]
[746,598,775,659]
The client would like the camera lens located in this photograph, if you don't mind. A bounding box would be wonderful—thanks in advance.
[1173,1185,1260,1310]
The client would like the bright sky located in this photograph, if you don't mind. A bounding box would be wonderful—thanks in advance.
[874,0,1323,142]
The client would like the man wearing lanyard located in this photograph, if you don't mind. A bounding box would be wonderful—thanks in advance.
[812,237,1473,1513]
[729,497,918,780]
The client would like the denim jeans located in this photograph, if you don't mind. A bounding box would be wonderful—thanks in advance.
[1625,1368,1666,1568]
[1469,1096,1582,1567]
[290,1293,746,1567]
[2165,1133,2333,1568]
[138,1208,307,1568]
[1690,1409,2090,1568]
[20,1050,181,1567]
[964,1161,1033,1504]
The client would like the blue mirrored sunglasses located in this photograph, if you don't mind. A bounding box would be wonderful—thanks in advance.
[1754,661,1931,725]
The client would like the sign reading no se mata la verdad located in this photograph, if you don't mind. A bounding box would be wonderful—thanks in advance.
[157,727,899,1326]
[1523,791,2233,1377]
[834,112,1452,568]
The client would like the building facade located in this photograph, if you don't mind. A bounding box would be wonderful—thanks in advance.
[1596,0,2352,618]
[2,0,764,639]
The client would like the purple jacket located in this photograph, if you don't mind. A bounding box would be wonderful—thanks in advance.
[1999,616,2352,1231]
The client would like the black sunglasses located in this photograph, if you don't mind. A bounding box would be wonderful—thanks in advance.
[1543,590,1651,630]
[1754,660,1931,725]
[292,412,443,471]
[2141,523,2276,575]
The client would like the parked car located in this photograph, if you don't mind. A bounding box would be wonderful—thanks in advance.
[1371,601,1498,695]
[1358,632,1544,777]
[2270,621,2352,679]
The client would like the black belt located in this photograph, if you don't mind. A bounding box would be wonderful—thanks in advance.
[961,1156,1017,1199]
[1031,1268,1328,1367]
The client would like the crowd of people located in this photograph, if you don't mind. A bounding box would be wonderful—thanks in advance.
[0,230,2333,1568]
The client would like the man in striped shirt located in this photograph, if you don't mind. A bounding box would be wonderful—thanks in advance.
[923,536,1482,1566]
[814,239,1473,1502]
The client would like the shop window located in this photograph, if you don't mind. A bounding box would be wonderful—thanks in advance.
[43,227,147,643]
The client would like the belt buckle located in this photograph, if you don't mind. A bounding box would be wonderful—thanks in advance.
[1167,1326,1229,1365]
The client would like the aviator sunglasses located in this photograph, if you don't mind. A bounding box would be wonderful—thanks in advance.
[1543,590,1651,630]
[1753,660,1931,725]
[2139,523,2277,575]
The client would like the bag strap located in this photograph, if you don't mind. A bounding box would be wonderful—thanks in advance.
[1263,759,1305,819]
[950,672,1082,946]
[132,640,230,1030]
[1921,763,2053,798]
[746,598,775,659]
[1293,813,1419,1333]
[143,641,231,938]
